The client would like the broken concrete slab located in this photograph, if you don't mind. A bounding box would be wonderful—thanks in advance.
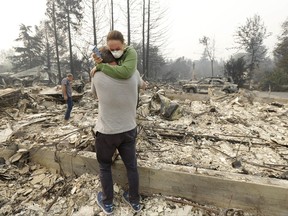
[0,88,22,107]
[39,86,84,102]
[0,159,231,216]
[27,147,288,216]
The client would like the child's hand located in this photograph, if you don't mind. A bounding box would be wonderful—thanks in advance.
[92,53,103,64]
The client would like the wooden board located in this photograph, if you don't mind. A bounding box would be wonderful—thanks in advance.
[28,148,288,216]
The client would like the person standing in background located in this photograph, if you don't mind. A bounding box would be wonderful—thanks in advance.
[61,73,73,122]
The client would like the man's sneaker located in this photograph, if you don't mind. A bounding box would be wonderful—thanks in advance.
[122,191,142,213]
[96,192,114,215]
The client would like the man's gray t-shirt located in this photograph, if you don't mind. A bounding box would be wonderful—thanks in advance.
[91,71,143,134]
[61,77,72,97]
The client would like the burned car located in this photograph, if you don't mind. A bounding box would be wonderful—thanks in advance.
[182,77,238,94]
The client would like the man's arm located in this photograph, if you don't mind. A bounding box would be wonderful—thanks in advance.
[136,70,148,90]
[90,66,97,78]
[91,77,97,98]
[62,84,68,100]
[139,78,148,90]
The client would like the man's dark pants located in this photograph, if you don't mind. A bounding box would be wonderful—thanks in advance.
[64,97,73,120]
[95,127,140,205]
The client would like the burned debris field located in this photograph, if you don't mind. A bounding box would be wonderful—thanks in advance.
[1,0,288,215]
[1,84,288,216]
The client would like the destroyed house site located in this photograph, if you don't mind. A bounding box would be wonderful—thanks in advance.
[0,82,288,216]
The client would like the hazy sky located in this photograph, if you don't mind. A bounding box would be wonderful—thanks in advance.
[0,0,287,61]
[166,0,288,60]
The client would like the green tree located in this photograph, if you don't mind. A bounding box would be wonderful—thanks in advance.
[134,43,165,80]
[46,0,64,83]
[147,46,166,79]
[260,68,288,91]
[76,45,94,79]
[261,18,288,91]
[10,24,44,71]
[142,0,169,79]
[234,14,270,85]
[42,21,54,71]
[0,49,14,72]
[36,20,66,84]
[274,18,288,70]
[57,0,83,77]
[163,57,193,82]
[224,56,247,87]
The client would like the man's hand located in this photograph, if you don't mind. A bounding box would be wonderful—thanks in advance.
[141,80,149,90]
[64,95,68,101]
[90,66,97,77]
